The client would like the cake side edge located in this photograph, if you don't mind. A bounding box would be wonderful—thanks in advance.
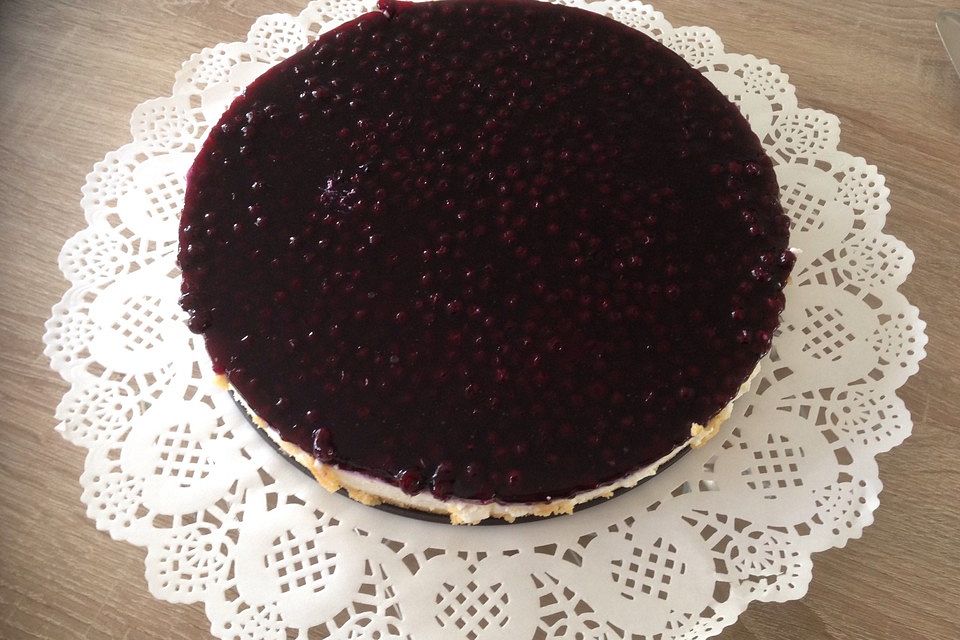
[220,364,759,524]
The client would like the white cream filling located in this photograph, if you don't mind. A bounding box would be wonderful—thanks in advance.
[223,364,758,524]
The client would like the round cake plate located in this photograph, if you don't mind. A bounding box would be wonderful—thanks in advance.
[44,1,926,638]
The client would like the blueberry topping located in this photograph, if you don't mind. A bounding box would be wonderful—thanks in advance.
[179,0,791,504]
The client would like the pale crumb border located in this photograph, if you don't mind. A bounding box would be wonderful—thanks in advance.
[222,365,758,525]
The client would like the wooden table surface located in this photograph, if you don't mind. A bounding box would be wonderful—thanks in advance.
[1,1,958,638]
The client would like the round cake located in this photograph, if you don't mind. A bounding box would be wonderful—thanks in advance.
[178,0,794,523]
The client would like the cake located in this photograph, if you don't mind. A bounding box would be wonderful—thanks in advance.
[178,0,793,524]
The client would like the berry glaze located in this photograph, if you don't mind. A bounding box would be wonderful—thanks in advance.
[179,0,793,506]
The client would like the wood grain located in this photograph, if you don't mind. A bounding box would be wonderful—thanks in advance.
[0,1,957,638]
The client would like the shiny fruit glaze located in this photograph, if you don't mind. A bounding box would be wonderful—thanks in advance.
[179,0,792,504]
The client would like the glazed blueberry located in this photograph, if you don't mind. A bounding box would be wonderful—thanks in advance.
[179,0,792,504]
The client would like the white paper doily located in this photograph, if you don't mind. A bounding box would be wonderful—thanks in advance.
[44,1,927,638]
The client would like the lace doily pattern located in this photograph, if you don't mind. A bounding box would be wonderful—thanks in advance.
[44,2,926,638]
